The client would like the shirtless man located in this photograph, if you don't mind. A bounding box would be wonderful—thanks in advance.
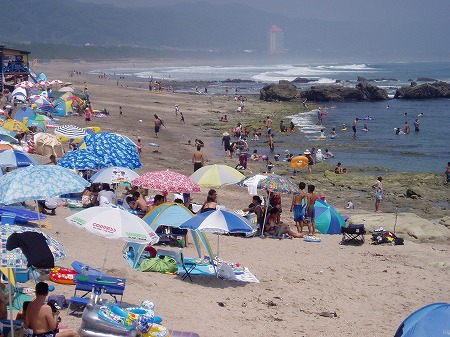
[305,185,318,236]
[290,182,306,235]
[154,114,161,138]
[352,118,359,138]
[192,145,204,172]
[404,121,411,134]
[26,282,79,337]
[130,191,148,215]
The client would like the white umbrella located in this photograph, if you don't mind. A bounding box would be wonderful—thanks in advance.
[66,207,159,271]
[58,87,75,92]
[90,166,140,184]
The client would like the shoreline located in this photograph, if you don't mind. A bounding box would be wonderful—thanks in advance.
[18,59,450,337]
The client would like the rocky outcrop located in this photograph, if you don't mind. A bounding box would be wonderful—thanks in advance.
[299,81,388,102]
[292,77,318,83]
[394,81,450,99]
[259,80,298,102]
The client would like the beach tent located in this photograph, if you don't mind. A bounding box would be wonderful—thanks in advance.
[394,302,450,337]
[142,203,214,260]
[11,88,27,102]
[35,133,64,158]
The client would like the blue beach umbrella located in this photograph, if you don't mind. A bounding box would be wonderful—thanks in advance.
[0,127,17,138]
[13,106,35,122]
[83,132,141,169]
[0,149,39,167]
[313,199,346,234]
[394,302,450,337]
[57,150,103,170]
[90,166,139,184]
[0,165,90,205]
[180,209,253,256]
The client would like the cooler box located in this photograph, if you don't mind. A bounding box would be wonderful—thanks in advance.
[1,268,30,283]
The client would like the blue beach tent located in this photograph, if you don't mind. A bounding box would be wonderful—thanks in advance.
[36,73,48,82]
[394,302,450,337]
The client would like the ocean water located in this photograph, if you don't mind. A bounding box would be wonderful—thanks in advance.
[92,61,450,173]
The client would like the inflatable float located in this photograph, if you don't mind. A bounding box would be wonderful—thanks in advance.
[304,236,322,243]
[79,299,168,337]
[148,143,159,147]
[290,156,309,169]
[328,134,337,139]
[49,267,78,285]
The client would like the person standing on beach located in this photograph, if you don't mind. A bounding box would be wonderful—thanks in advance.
[404,121,411,134]
[265,116,272,137]
[268,133,275,153]
[192,145,204,172]
[445,162,450,185]
[119,106,123,118]
[305,184,317,236]
[180,112,185,124]
[175,105,179,119]
[154,114,161,138]
[85,104,92,126]
[222,132,232,158]
[372,176,383,212]
[352,118,358,138]
[290,182,306,234]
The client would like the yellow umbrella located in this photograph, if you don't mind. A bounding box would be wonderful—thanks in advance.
[0,119,28,133]
[189,164,245,188]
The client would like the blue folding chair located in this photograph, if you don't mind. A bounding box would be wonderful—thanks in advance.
[1,212,16,226]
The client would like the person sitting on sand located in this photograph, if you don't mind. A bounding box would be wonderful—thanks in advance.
[250,149,259,161]
[264,208,302,239]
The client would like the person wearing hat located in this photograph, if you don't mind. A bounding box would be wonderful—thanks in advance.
[221,131,232,158]
[304,149,314,173]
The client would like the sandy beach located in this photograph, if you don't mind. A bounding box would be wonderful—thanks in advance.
[10,60,450,337]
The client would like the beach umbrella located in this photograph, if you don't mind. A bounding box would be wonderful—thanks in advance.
[0,165,90,205]
[313,199,346,235]
[0,134,18,144]
[0,119,28,133]
[54,125,87,139]
[257,174,300,194]
[30,96,52,106]
[57,150,103,170]
[0,149,39,167]
[83,132,141,169]
[189,164,245,188]
[25,117,47,132]
[132,170,200,194]
[58,86,74,93]
[0,128,16,138]
[180,209,253,255]
[237,174,268,195]
[14,81,36,89]
[11,87,27,101]
[90,166,140,184]
[66,206,159,271]
[13,106,35,122]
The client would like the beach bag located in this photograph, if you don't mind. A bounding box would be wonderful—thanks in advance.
[138,256,178,274]
[48,294,68,309]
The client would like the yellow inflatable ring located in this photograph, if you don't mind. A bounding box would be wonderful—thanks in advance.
[290,156,309,169]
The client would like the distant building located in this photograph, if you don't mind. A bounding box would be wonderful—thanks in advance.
[268,25,285,54]
[0,45,33,92]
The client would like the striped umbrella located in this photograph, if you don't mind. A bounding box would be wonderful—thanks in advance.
[189,164,245,188]
[54,125,87,139]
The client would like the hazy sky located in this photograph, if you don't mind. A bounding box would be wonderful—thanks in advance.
[79,0,450,22]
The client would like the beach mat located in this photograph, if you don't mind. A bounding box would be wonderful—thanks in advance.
[0,206,46,222]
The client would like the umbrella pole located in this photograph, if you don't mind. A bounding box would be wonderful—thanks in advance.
[7,268,14,337]
[100,245,110,277]
[35,200,42,229]
[260,194,269,237]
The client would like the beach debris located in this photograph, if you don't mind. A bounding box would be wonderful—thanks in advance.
[217,302,225,307]
[319,311,338,318]
[266,300,277,307]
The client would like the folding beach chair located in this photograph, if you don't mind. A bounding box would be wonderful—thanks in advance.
[179,250,196,282]
[340,224,366,245]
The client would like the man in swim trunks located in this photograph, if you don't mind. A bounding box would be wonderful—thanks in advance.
[305,184,318,236]
[154,114,161,138]
[352,118,358,138]
[26,282,78,337]
[192,145,204,172]
[290,182,306,235]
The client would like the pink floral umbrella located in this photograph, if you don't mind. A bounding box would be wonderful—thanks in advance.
[131,170,201,194]
[14,81,36,89]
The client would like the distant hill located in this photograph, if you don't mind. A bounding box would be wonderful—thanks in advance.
[1,0,449,62]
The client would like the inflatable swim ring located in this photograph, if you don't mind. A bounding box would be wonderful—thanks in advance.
[318,135,327,139]
[148,143,159,147]
[290,156,309,169]
[342,128,347,131]
[329,134,337,139]
[49,268,78,285]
